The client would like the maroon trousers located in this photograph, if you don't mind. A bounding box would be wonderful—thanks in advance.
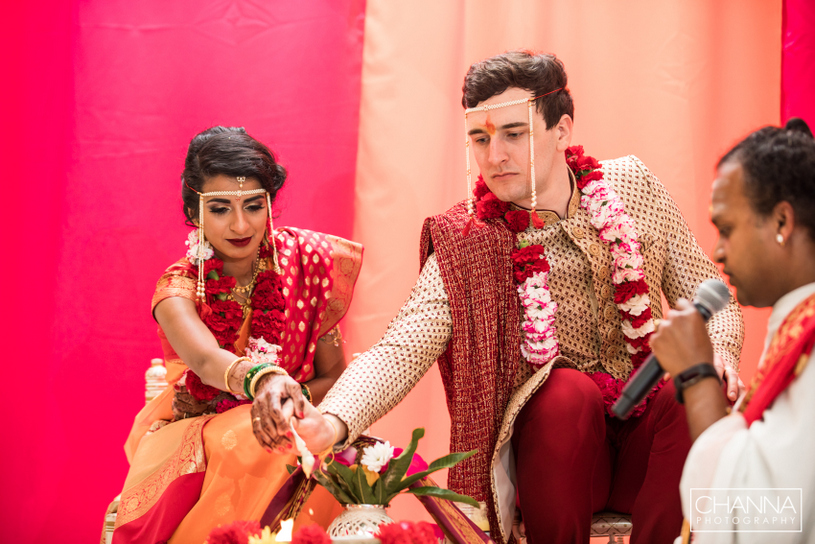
[512,368,690,544]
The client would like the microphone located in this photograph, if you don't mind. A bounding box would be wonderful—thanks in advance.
[611,279,731,420]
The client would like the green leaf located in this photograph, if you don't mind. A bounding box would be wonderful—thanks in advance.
[394,450,478,491]
[355,466,378,504]
[285,464,297,475]
[372,472,386,505]
[380,428,424,496]
[405,486,480,507]
[326,459,362,503]
[312,469,356,505]
[518,239,531,249]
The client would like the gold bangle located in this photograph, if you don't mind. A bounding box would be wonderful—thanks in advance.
[224,356,251,395]
[316,412,340,458]
[248,365,289,399]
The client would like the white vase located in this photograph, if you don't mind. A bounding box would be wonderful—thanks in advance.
[327,504,394,538]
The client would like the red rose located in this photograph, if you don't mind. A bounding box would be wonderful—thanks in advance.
[206,520,261,544]
[575,169,603,190]
[203,312,231,333]
[587,372,625,417]
[292,524,332,544]
[566,145,584,161]
[202,258,224,277]
[620,307,653,329]
[630,349,651,368]
[254,282,285,310]
[626,334,650,351]
[378,521,438,544]
[210,299,242,321]
[251,310,285,343]
[473,176,490,199]
[576,153,601,173]
[613,279,649,304]
[476,191,510,219]
[206,275,235,293]
[511,244,550,283]
[505,210,530,233]
[184,369,221,401]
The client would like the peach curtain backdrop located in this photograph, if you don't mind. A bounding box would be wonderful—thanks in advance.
[347,0,781,522]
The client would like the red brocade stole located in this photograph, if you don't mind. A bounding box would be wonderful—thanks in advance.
[420,203,522,520]
[740,293,815,426]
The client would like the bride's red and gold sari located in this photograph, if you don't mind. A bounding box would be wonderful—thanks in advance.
[113,227,362,544]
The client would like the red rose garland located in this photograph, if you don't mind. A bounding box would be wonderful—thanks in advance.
[181,241,287,410]
[473,146,661,416]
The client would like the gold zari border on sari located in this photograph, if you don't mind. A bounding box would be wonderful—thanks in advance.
[116,415,214,527]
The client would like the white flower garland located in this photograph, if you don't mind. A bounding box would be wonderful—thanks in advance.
[516,168,654,369]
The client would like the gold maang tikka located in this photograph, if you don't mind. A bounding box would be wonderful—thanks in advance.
[186,177,281,302]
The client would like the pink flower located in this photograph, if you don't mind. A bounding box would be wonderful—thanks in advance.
[292,525,331,544]
[207,520,261,544]
[378,521,438,544]
[386,447,429,476]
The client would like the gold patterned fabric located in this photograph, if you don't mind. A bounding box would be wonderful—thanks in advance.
[320,155,743,542]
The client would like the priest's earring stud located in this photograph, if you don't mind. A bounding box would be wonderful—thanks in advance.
[776,233,785,246]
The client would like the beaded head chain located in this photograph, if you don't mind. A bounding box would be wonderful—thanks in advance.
[185,176,281,300]
[463,87,563,223]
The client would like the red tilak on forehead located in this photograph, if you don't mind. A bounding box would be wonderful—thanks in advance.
[484,115,495,134]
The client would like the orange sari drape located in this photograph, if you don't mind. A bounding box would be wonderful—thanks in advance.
[113,228,362,544]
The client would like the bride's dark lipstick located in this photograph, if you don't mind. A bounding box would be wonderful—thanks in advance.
[227,237,252,247]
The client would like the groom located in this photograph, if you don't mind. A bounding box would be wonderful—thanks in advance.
[269,50,745,544]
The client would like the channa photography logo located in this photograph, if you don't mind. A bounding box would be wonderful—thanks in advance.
[690,488,802,533]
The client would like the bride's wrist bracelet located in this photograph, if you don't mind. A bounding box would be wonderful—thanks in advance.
[244,363,288,400]
[224,356,251,395]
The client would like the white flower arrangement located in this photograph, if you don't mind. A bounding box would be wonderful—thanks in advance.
[360,441,395,473]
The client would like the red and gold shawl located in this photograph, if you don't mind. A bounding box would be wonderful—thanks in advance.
[740,292,815,426]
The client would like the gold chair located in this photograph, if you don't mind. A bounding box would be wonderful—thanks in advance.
[101,358,167,544]
[512,510,632,544]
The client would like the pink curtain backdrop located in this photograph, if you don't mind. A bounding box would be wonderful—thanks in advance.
[347,0,783,523]
[782,0,815,126]
[1,1,365,542]
[3,0,811,540]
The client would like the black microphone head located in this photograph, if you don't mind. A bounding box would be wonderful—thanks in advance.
[695,279,731,317]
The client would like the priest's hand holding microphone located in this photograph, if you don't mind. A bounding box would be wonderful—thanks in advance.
[612,279,744,424]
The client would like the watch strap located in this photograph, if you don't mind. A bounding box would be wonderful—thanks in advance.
[674,363,721,404]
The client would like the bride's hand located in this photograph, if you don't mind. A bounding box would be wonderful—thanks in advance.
[172,384,217,420]
[250,374,308,453]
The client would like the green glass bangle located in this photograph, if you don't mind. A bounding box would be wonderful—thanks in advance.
[244,363,273,400]
[249,366,288,399]
[300,383,312,403]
